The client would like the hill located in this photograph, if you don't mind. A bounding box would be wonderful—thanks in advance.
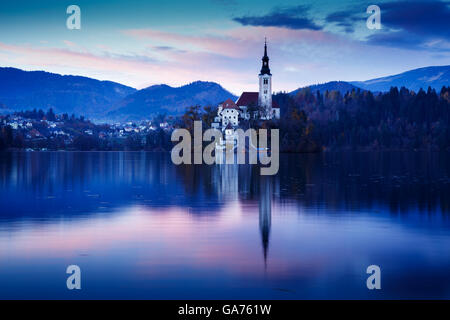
[107,81,237,121]
[0,67,136,118]
[351,66,450,92]
[291,81,362,95]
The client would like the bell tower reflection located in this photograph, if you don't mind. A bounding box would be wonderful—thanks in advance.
[188,161,276,268]
[259,176,272,268]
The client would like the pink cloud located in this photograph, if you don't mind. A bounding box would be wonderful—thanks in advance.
[119,26,360,91]
[123,26,348,59]
[0,42,246,92]
[0,25,416,93]
[62,40,77,48]
[124,29,249,58]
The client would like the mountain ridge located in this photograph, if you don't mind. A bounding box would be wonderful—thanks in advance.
[0,67,136,118]
[290,65,450,96]
[107,80,238,121]
[290,81,362,95]
[2,65,449,121]
[0,67,238,121]
[350,65,450,92]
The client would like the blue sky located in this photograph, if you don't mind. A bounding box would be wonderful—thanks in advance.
[0,0,449,94]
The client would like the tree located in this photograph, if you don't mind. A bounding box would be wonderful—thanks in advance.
[46,108,56,121]
[182,106,201,132]
[72,135,99,151]
[124,134,142,151]
[202,105,217,128]
[2,125,13,147]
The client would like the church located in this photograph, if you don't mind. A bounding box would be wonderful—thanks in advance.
[211,40,280,132]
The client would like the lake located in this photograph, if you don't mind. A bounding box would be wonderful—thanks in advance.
[0,151,449,299]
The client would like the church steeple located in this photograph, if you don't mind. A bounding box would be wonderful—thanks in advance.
[260,38,271,75]
[258,38,272,118]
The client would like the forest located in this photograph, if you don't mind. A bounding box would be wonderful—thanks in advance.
[1,86,449,152]
[273,85,450,152]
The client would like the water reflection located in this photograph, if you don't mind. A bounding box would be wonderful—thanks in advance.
[259,176,272,267]
[1,151,449,218]
[0,151,449,299]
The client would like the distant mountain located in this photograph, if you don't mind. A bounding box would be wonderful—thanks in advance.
[290,66,450,96]
[3,65,448,122]
[290,81,362,95]
[351,66,450,92]
[0,68,237,121]
[107,81,238,121]
[0,67,136,118]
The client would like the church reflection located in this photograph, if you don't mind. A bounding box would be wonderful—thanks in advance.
[259,176,272,267]
[1,151,447,272]
[2,153,450,299]
[211,161,276,267]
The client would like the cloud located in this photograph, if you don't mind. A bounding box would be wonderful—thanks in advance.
[153,46,176,51]
[123,29,248,58]
[123,26,347,64]
[233,5,322,30]
[149,45,187,55]
[325,0,450,51]
[325,10,362,33]
[63,40,77,48]
[380,1,450,38]
[366,31,450,52]
[0,25,351,93]
[0,40,258,93]
[366,0,450,51]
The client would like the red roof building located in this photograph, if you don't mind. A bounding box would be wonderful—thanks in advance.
[221,98,239,110]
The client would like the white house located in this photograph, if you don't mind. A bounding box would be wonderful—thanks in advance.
[219,98,240,127]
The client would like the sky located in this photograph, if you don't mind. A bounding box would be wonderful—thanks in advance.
[0,0,449,94]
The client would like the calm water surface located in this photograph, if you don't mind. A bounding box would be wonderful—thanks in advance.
[0,151,449,299]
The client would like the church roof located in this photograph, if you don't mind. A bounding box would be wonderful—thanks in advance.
[236,92,280,109]
[236,92,259,106]
[221,98,239,110]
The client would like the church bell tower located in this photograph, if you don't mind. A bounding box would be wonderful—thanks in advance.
[258,38,272,118]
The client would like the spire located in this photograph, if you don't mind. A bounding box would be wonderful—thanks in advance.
[264,37,267,56]
[260,38,271,75]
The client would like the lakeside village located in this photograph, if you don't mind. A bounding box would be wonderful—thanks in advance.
[0,111,173,151]
[0,41,280,152]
